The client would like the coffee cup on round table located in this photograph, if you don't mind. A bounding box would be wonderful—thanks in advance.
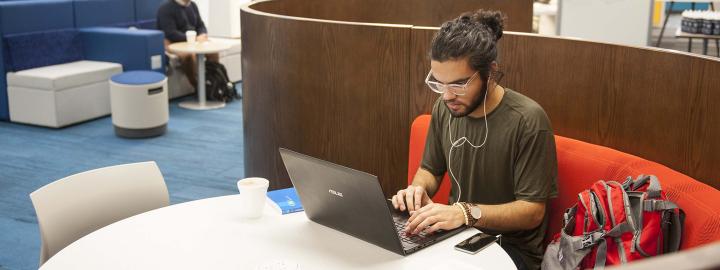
[236,177,270,219]
[186,30,197,44]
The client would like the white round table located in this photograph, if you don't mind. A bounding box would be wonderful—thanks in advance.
[40,195,517,270]
[168,41,231,110]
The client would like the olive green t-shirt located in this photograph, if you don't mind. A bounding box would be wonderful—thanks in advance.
[421,89,558,270]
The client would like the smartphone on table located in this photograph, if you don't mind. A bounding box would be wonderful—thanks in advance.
[454,232,501,254]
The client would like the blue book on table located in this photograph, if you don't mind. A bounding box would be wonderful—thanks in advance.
[266,187,304,214]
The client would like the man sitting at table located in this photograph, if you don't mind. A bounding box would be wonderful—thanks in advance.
[157,0,219,88]
[390,9,558,270]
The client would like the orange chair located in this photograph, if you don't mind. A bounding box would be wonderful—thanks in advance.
[407,115,451,204]
[407,115,720,250]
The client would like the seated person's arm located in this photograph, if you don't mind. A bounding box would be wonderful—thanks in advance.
[406,128,556,234]
[405,197,546,234]
[472,200,545,231]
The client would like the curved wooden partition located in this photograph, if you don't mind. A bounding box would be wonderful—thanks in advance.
[242,0,532,194]
[250,0,532,32]
[242,0,720,196]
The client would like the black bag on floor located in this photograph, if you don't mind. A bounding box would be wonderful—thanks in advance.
[205,61,237,102]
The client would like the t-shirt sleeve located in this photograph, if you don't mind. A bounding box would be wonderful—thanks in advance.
[420,101,447,177]
[513,128,559,202]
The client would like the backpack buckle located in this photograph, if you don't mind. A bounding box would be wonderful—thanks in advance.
[581,234,594,248]
[581,232,605,249]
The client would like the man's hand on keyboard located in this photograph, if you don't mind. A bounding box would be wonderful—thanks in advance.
[404,203,465,235]
[391,185,433,212]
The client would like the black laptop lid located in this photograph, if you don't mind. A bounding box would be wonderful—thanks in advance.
[279,148,405,255]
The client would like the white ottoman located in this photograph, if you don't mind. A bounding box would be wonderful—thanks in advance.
[7,60,122,128]
[110,71,169,138]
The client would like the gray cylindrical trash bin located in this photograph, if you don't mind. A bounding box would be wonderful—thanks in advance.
[110,71,168,138]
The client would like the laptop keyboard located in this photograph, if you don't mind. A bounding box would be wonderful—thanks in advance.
[392,214,434,248]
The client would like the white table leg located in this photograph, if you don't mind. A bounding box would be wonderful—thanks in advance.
[179,53,226,110]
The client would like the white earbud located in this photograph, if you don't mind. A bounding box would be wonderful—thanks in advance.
[447,78,492,203]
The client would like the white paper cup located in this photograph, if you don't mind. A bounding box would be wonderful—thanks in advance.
[237,177,270,219]
[186,30,197,44]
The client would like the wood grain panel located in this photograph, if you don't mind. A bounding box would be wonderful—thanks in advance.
[241,8,411,195]
[252,0,532,32]
[244,0,719,195]
[409,29,720,189]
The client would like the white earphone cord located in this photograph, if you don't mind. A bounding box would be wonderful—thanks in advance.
[447,82,491,204]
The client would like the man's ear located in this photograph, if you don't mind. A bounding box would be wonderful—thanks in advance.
[490,61,499,72]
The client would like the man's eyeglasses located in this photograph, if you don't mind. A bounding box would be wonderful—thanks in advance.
[424,71,479,96]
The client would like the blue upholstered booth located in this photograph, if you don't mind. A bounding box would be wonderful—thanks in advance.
[80,27,164,71]
[134,0,164,29]
[0,0,75,121]
[0,0,166,121]
[73,0,136,28]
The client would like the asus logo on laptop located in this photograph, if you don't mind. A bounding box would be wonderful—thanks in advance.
[329,189,344,197]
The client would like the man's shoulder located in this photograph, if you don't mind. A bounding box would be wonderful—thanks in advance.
[158,1,175,12]
[502,89,551,131]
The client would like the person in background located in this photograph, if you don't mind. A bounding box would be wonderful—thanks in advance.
[157,0,219,88]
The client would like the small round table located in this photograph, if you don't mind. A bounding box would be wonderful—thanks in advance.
[168,41,231,110]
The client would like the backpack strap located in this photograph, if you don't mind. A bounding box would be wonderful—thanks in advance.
[645,175,662,198]
[592,221,634,269]
[643,199,678,211]
[622,176,633,190]
[665,209,685,253]
[563,205,577,228]
[631,175,651,190]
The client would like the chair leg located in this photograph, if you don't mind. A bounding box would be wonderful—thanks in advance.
[656,1,675,47]
[688,38,693,52]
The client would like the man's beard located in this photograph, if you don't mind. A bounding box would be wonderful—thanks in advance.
[445,82,489,118]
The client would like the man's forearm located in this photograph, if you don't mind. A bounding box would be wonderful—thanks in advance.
[410,168,442,197]
[472,200,545,231]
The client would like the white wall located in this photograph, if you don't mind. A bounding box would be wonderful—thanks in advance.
[193,0,210,28]
[193,0,248,38]
[559,0,653,47]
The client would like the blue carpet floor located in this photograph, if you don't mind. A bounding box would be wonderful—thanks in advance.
[0,90,244,270]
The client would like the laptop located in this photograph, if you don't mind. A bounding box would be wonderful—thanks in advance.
[279,148,465,256]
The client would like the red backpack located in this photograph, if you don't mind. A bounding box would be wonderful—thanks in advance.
[542,175,684,269]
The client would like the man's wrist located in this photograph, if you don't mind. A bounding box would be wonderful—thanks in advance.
[456,202,480,226]
[454,202,469,226]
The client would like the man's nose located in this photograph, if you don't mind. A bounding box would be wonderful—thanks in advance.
[442,89,456,101]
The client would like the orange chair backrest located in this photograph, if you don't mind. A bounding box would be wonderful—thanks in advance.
[408,115,720,249]
[552,136,720,249]
[408,115,451,204]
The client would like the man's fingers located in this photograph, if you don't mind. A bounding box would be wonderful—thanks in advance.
[426,221,447,234]
[391,195,398,209]
[396,190,406,211]
[414,188,424,210]
[405,187,416,212]
[412,216,437,234]
[405,208,427,233]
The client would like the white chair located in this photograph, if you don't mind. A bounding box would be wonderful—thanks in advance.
[30,161,170,266]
